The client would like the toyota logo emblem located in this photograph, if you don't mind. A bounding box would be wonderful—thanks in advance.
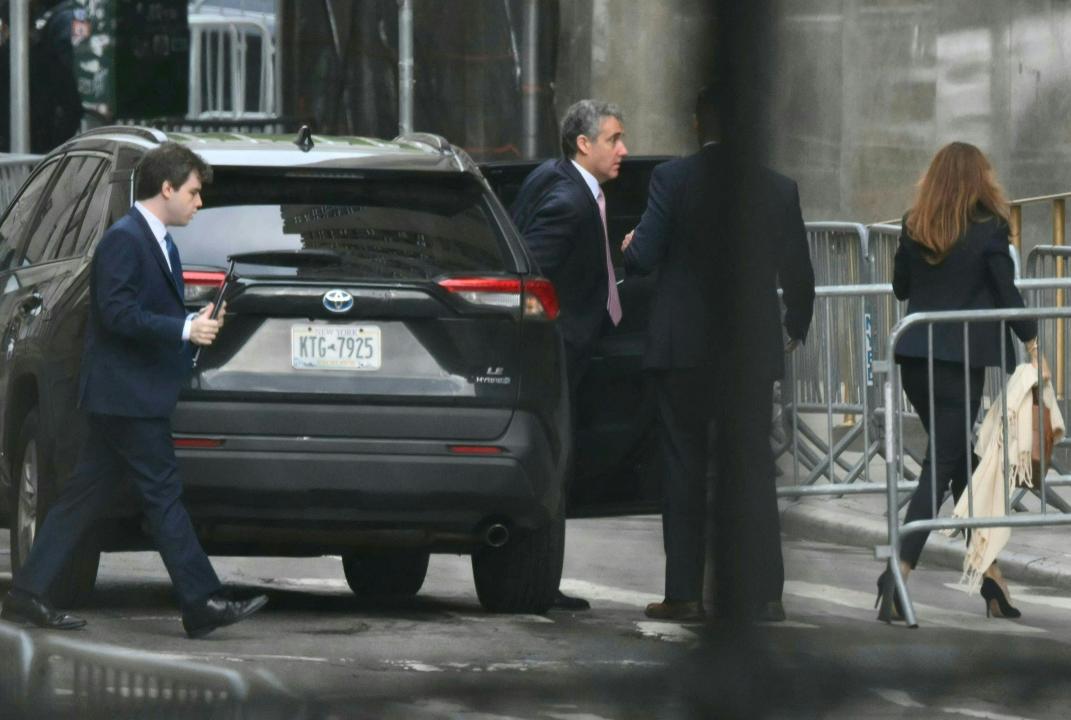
[323,289,354,313]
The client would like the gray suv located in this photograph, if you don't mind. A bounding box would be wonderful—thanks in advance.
[0,127,574,613]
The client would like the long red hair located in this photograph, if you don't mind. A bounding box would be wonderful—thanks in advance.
[906,142,1010,264]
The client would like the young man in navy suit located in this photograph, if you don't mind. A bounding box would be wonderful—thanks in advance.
[511,99,629,610]
[623,86,815,623]
[1,142,268,638]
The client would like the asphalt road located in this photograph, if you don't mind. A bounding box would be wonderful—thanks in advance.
[3,517,1071,719]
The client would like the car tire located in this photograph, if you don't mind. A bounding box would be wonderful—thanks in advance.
[341,550,430,597]
[10,409,100,609]
[472,514,564,614]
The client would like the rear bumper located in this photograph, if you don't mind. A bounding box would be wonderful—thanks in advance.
[173,407,567,549]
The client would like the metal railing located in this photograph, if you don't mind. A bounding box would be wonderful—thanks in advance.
[777,283,908,498]
[189,13,277,120]
[775,268,1066,505]
[879,301,1071,628]
[0,625,303,719]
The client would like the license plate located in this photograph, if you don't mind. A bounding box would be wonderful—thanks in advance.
[291,325,382,371]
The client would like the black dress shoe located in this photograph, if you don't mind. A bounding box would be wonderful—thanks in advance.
[1,589,86,630]
[552,590,590,610]
[182,593,268,639]
[753,600,786,623]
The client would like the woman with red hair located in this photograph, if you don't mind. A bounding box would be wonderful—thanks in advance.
[879,142,1039,622]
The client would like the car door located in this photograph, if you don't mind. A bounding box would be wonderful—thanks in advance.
[481,156,673,516]
[0,156,62,517]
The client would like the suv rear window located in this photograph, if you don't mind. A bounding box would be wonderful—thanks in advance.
[170,170,510,280]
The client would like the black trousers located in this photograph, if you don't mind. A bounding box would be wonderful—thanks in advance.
[14,414,222,609]
[653,369,782,610]
[898,358,985,568]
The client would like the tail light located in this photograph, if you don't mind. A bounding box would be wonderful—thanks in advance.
[448,445,504,455]
[437,276,559,320]
[521,278,559,320]
[173,437,225,449]
[183,270,226,305]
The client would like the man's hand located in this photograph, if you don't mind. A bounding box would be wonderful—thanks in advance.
[785,338,801,353]
[189,302,225,346]
[621,229,635,252]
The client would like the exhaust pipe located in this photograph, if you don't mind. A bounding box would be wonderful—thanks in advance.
[483,523,510,547]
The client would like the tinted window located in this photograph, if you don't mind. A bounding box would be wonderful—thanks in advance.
[69,165,114,257]
[170,171,509,280]
[0,159,60,272]
[22,155,108,265]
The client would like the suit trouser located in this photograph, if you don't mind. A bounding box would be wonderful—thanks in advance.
[711,377,783,614]
[14,414,222,610]
[653,368,711,602]
[898,358,985,568]
[654,368,783,610]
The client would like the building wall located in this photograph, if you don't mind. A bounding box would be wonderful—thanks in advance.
[773,0,1071,245]
[555,0,715,156]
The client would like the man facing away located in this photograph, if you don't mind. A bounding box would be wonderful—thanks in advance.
[510,99,629,610]
[623,86,815,622]
[1,142,268,638]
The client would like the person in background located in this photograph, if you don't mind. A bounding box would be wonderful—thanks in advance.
[623,85,814,623]
[511,99,629,610]
[879,141,1039,622]
[0,143,268,638]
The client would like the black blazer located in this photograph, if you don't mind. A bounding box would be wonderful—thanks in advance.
[510,158,610,351]
[78,207,192,418]
[893,215,1036,369]
[624,145,815,380]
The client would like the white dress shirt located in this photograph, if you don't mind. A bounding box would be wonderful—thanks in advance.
[133,202,194,341]
[569,160,602,202]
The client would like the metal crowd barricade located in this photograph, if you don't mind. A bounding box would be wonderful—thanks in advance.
[189,13,277,120]
[776,223,872,488]
[0,623,36,715]
[0,154,42,216]
[0,628,302,719]
[777,283,919,498]
[880,299,1071,628]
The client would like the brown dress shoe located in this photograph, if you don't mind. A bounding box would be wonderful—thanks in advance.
[644,600,705,622]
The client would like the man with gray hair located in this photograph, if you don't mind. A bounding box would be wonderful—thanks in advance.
[511,99,629,610]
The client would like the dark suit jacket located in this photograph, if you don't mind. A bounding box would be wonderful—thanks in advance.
[78,207,192,418]
[893,215,1036,369]
[510,158,610,352]
[624,144,815,380]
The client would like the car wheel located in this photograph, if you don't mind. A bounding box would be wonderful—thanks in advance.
[10,409,100,609]
[472,514,564,614]
[341,550,430,597]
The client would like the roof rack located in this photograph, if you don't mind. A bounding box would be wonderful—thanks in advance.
[76,126,168,143]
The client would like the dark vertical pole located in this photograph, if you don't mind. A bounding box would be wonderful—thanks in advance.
[10,0,30,152]
[521,0,539,158]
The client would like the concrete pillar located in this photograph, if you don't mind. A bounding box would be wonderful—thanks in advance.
[555,0,715,155]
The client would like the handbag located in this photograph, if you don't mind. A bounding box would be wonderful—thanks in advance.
[1031,386,1056,488]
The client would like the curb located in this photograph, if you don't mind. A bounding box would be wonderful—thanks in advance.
[779,499,1071,591]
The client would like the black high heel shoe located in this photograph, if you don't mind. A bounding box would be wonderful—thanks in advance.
[875,569,904,623]
[980,577,1021,619]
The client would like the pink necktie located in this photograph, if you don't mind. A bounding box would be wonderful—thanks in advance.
[597,190,622,325]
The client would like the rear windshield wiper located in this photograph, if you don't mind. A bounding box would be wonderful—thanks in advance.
[192,250,343,368]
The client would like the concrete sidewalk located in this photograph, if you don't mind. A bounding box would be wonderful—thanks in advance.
[780,490,1071,590]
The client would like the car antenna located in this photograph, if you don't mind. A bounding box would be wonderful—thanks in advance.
[294,125,314,152]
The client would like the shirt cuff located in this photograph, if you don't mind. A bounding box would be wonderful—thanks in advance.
[182,313,195,342]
